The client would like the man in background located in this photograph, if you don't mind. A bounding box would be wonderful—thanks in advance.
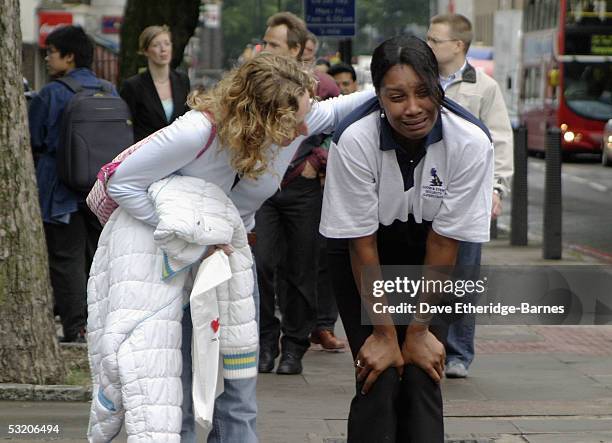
[302,32,318,65]
[328,62,359,95]
[28,26,114,343]
[427,13,513,378]
[256,12,341,375]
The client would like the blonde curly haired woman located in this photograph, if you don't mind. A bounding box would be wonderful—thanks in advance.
[106,52,373,442]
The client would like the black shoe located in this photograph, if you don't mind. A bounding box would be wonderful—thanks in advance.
[258,348,279,373]
[60,327,86,343]
[276,352,303,375]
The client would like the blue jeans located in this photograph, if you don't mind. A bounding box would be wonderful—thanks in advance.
[445,241,481,368]
[181,263,259,443]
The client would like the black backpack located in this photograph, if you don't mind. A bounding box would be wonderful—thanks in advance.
[56,76,134,194]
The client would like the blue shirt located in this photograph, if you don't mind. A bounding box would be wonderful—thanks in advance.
[28,68,118,224]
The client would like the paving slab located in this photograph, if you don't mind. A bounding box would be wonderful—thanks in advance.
[562,359,612,377]
[512,417,612,433]
[590,375,612,389]
[523,432,612,443]
[443,398,612,417]
[258,418,329,443]
[324,419,347,437]
[444,418,521,435]
[442,378,489,402]
[0,401,89,440]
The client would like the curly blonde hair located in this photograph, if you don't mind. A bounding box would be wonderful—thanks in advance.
[187,53,317,179]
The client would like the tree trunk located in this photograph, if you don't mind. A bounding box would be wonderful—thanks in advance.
[119,0,200,85]
[0,0,66,384]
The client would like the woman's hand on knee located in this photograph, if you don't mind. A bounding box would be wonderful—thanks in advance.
[401,325,445,383]
[355,330,404,395]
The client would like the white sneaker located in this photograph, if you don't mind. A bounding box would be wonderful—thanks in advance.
[445,361,468,378]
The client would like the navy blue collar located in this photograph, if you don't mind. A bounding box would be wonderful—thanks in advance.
[379,106,443,152]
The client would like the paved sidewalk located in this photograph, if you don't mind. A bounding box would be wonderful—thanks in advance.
[1,235,611,442]
[257,234,612,442]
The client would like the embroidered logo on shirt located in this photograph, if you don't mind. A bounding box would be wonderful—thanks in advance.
[429,168,443,187]
[211,318,220,333]
[423,167,445,199]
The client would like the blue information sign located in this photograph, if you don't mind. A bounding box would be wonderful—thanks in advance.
[304,0,356,37]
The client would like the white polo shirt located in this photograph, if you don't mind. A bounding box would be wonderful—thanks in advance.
[320,97,494,243]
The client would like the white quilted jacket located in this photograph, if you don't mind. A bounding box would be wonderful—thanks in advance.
[86,176,258,443]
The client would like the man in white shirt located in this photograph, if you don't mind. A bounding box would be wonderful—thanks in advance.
[427,13,514,378]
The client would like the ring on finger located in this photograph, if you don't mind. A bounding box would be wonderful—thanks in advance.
[355,359,365,369]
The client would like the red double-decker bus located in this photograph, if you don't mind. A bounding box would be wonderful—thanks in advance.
[520,0,612,155]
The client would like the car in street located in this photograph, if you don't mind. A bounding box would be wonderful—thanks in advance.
[603,119,612,167]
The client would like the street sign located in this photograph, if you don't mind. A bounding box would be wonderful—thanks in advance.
[304,0,356,37]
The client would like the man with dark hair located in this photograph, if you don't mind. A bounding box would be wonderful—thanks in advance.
[257,12,343,375]
[45,25,94,69]
[427,13,513,378]
[28,25,117,343]
[328,62,359,95]
[315,58,331,74]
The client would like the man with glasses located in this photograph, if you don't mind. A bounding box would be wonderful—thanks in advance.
[426,14,513,378]
[28,26,117,343]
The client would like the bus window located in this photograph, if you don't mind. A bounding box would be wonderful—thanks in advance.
[563,62,612,121]
[552,0,560,27]
[523,67,544,105]
[547,67,560,104]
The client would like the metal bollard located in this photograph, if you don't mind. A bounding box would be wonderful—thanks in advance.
[511,125,528,245]
[543,127,562,259]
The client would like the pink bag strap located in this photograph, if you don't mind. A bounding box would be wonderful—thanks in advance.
[196,110,217,159]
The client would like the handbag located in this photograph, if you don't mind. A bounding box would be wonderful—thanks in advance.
[86,111,216,225]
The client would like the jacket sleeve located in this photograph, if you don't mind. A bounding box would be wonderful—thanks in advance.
[107,112,213,226]
[120,79,137,117]
[480,80,514,197]
[183,72,191,94]
[182,72,191,114]
[28,91,50,154]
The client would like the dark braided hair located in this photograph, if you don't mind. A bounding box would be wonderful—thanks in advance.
[371,35,444,106]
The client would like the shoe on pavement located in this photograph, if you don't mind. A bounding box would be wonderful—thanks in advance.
[445,361,468,378]
[60,327,86,344]
[258,348,279,373]
[276,352,303,375]
[310,329,345,352]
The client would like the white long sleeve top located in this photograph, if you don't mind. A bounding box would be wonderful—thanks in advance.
[107,90,374,231]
